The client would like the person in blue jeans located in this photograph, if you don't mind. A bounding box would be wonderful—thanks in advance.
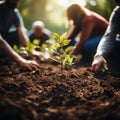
[66,3,108,58]
[92,0,120,72]
[0,0,29,47]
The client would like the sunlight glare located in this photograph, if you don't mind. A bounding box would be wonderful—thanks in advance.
[57,0,86,7]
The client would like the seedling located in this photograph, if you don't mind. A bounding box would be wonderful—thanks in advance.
[25,39,40,52]
[13,39,40,55]
[50,32,76,73]
[13,44,28,55]
[41,41,53,53]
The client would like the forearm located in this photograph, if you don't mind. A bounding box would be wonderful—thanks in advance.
[17,27,29,47]
[71,28,93,54]
[71,41,82,54]
[96,7,120,57]
[95,34,115,57]
[0,37,25,63]
[71,39,88,55]
[67,24,80,39]
[95,24,117,57]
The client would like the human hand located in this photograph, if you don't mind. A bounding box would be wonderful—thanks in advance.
[32,50,50,61]
[92,55,108,72]
[19,59,40,71]
[69,49,79,55]
[69,46,81,55]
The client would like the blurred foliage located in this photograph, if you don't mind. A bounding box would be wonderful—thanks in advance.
[43,0,67,34]
[86,0,117,20]
[18,0,67,33]
[19,0,47,30]
[0,0,118,33]
[18,0,117,33]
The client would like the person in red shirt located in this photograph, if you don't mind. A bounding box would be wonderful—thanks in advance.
[66,3,108,58]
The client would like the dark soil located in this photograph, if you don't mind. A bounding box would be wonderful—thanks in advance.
[0,57,120,120]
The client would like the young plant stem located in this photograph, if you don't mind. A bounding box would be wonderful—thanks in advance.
[60,55,63,74]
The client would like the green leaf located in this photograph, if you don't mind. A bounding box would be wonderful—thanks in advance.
[33,39,40,45]
[50,56,59,63]
[69,56,76,65]
[26,40,32,49]
[58,48,64,54]
[47,39,55,45]
[26,44,35,52]
[62,40,71,46]
[63,55,75,66]
[62,57,67,65]
[30,45,37,51]
[25,40,40,52]
[52,33,60,41]
[65,46,74,53]
[41,43,47,52]
[13,45,18,51]
[55,43,60,49]
[60,32,67,43]
[28,40,32,45]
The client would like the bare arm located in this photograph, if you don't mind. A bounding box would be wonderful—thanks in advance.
[70,21,95,55]
[14,9,29,47]
[67,24,81,40]
[0,35,23,62]
[17,27,29,47]
[0,35,39,70]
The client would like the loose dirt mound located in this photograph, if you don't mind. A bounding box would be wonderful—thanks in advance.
[0,58,120,120]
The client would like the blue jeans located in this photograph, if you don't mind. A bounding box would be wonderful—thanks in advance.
[70,36,102,56]
[82,36,102,56]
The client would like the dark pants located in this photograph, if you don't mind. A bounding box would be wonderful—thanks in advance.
[107,40,120,75]
[1,30,20,47]
[107,39,120,61]
[82,36,102,56]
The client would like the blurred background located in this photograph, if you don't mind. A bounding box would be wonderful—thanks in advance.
[1,0,117,33]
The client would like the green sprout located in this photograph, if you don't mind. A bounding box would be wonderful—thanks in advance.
[50,32,76,73]
[13,39,40,54]
[25,39,40,52]
[13,44,28,55]
[41,41,53,53]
